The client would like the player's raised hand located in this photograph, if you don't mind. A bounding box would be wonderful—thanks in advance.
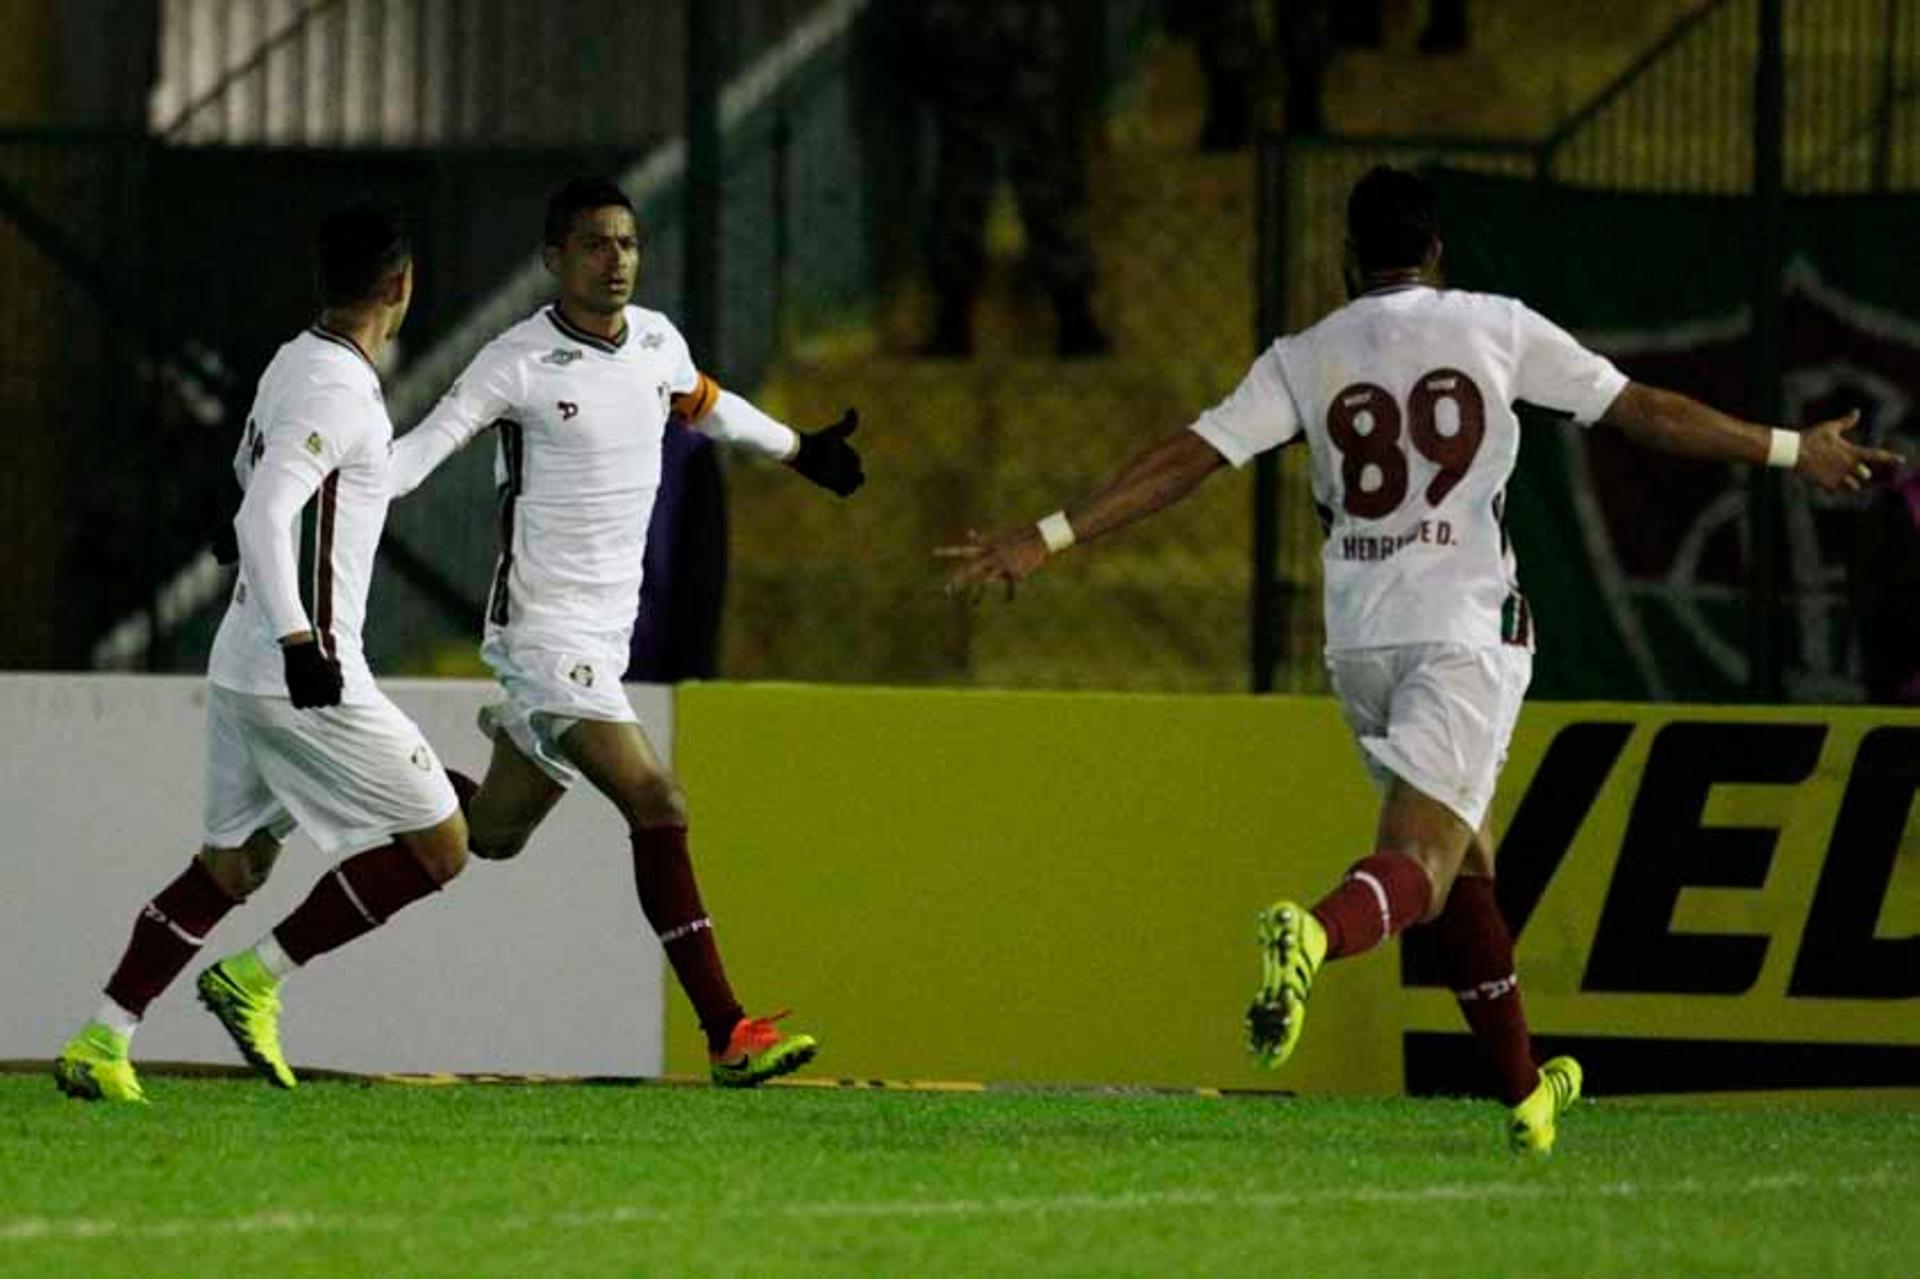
[938,527,1049,602]
[1794,410,1906,494]
[789,408,864,497]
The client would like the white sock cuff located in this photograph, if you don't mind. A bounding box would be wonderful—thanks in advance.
[255,934,301,980]
[95,998,141,1039]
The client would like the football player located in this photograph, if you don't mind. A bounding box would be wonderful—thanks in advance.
[391,177,863,1087]
[56,204,473,1102]
[944,166,1902,1152]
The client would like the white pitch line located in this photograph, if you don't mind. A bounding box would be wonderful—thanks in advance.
[0,1169,1902,1244]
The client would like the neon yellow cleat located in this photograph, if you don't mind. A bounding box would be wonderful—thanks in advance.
[54,1023,147,1104]
[1246,901,1328,1069]
[196,952,297,1089]
[710,1011,818,1088]
[1510,1055,1583,1154]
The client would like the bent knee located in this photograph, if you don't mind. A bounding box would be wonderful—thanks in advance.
[406,815,471,885]
[198,838,279,900]
[412,841,468,885]
[423,843,470,884]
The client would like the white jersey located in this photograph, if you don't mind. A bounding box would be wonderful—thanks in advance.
[391,305,714,661]
[1190,285,1627,653]
[208,326,394,702]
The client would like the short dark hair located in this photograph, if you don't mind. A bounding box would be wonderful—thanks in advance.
[314,201,410,308]
[1347,166,1439,273]
[544,177,636,248]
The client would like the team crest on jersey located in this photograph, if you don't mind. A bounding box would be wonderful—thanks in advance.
[540,347,584,367]
[568,662,595,688]
[640,331,665,350]
[410,745,432,771]
[304,431,324,457]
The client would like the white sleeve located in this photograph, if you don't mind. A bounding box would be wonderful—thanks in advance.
[700,389,800,461]
[1510,301,1629,425]
[665,323,701,396]
[1187,343,1304,468]
[234,390,370,641]
[390,344,522,497]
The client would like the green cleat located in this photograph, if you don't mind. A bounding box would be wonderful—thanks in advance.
[1246,900,1328,1069]
[1510,1055,1582,1154]
[710,1011,818,1088]
[196,951,297,1089]
[53,1023,147,1104]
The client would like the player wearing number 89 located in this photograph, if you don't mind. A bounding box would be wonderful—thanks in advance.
[942,166,1902,1153]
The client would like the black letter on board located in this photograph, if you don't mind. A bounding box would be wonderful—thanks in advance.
[1584,722,1823,995]
[1790,727,1920,998]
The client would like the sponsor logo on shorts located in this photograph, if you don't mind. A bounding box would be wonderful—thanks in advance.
[540,348,583,367]
[410,745,432,771]
[568,662,596,688]
[557,400,580,421]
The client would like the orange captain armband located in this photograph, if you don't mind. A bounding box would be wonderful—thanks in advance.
[670,372,722,423]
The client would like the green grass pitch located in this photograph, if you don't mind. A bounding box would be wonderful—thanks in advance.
[2,1074,1915,1277]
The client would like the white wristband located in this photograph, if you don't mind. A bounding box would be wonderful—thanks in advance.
[1766,428,1801,469]
[1037,511,1076,554]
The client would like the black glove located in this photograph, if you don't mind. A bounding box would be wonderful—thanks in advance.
[283,638,344,709]
[788,409,865,497]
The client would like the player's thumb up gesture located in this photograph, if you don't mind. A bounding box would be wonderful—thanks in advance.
[789,409,865,497]
[1794,410,1905,494]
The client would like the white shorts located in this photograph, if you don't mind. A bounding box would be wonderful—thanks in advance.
[202,684,459,857]
[1325,642,1532,832]
[480,633,637,787]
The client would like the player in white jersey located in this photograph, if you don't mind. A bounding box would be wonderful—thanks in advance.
[54,205,473,1103]
[944,167,1902,1152]
[390,178,862,1087]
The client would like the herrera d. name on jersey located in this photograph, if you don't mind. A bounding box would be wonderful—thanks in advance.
[391,304,716,660]
[1189,285,1627,653]
[208,326,394,702]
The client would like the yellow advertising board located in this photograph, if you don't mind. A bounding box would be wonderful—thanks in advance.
[1404,704,1920,1096]
[669,685,1919,1096]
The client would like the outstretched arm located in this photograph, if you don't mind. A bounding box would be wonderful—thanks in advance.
[389,413,472,498]
[1600,382,1902,494]
[390,348,521,498]
[690,382,865,496]
[941,428,1227,600]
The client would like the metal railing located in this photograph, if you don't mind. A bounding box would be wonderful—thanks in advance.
[69,0,881,675]
[153,0,821,147]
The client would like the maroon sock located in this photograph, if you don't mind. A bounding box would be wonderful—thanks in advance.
[1309,851,1433,960]
[630,825,743,1055]
[1429,875,1539,1104]
[103,858,240,1016]
[273,845,442,966]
